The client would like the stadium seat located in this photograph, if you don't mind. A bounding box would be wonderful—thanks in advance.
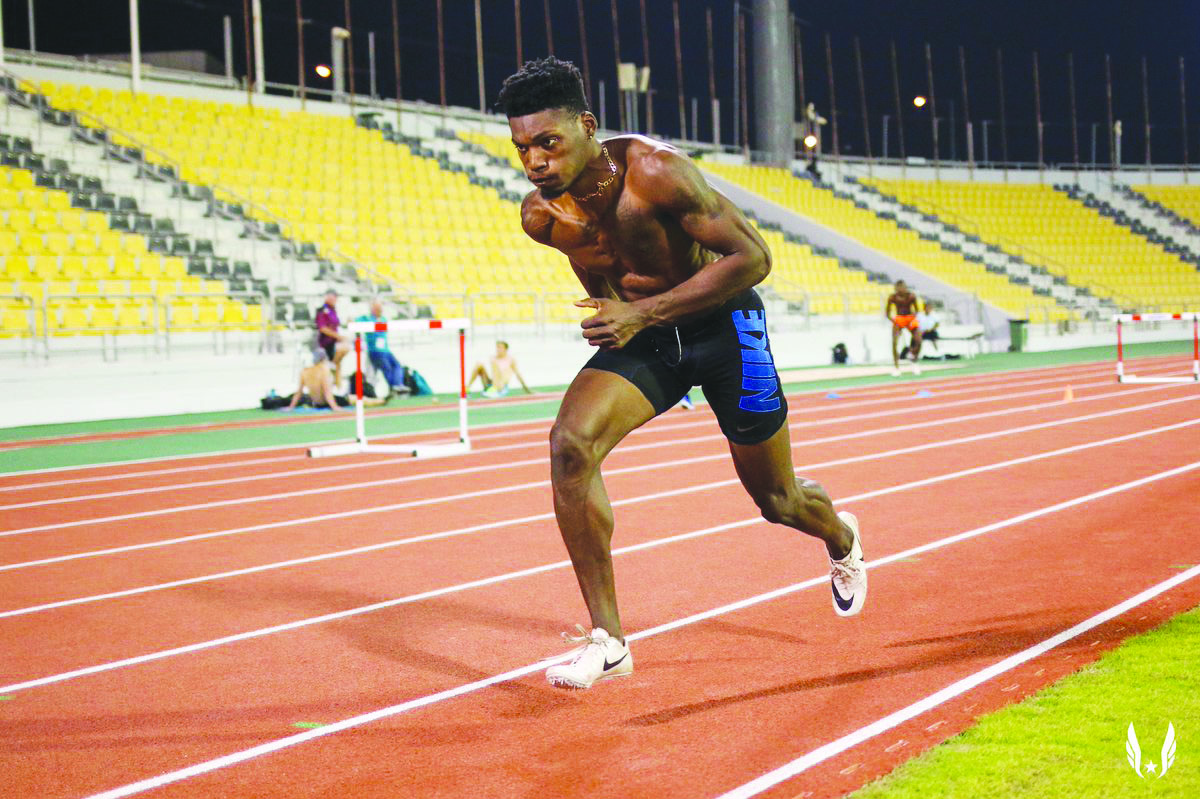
[701,161,1072,321]
[865,179,1200,313]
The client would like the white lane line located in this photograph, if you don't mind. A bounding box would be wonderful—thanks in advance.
[76,461,1200,799]
[5,428,1198,693]
[0,365,1174,535]
[3,393,1194,576]
[714,561,1200,799]
[0,454,306,494]
[0,368,1170,513]
[0,356,1137,482]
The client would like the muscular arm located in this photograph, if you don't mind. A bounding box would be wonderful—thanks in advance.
[625,150,770,325]
[321,372,343,411]
[510,359,532,393]
[885,295,896,321]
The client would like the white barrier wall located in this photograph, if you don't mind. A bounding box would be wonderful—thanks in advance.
[1,314,917,428]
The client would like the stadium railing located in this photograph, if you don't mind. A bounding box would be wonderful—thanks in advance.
[0,292,37,356]
[33,289,270,360]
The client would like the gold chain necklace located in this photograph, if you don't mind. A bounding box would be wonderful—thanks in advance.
[570,144,618,202]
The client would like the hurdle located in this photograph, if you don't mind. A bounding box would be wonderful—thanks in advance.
[1114,312,1200,384]
[308,318,472,459]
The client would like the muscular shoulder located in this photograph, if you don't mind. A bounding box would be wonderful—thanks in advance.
[620,136,715,214]
[520,191,555,245]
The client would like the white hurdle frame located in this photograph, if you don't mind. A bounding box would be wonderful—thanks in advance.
[1114,312,1200,384]
[308,318,472,459]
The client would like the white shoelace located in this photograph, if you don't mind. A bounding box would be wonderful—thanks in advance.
[830,556,858,582]
[561,624,604,664]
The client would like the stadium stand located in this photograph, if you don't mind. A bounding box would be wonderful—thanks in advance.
[699,161,1073,321]
[10,78,894,332]
[865,179,1200,313]
[0,162,262,342]
[34,80,578,325]
[1134,184,1200,228]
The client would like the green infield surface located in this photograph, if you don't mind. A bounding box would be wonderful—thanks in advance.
[853,604,1200,798]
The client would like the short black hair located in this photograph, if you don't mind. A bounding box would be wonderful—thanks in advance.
[496,56,589,118]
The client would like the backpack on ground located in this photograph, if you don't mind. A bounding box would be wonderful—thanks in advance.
[402,367,433,396]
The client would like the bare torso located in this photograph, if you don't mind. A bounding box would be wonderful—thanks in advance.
[490,353,518,386]
[888,291,919,317]
[522,136,714,306]
[300,364,334,402]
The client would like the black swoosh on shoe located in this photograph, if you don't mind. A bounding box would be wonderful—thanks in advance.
[832,579,855,612]
[603,652,628,671]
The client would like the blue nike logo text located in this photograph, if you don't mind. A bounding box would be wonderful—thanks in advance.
[733,310,781,413]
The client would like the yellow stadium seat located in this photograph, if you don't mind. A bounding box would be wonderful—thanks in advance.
[90,305,117,332]
[59,255,85,279]
[30,256,59,280]
[81,256,110,279]
[1,307,33,337]
[57,305,89,335]
[167,303,196,331]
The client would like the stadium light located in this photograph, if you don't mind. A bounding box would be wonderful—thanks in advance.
[913,95,927,108]
[803,133,818,149]
[315,64,332,78]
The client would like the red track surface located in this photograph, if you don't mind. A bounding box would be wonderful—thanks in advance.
[2,357,1198,799]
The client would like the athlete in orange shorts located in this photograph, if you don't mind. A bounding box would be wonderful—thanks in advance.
[886,280,923,375]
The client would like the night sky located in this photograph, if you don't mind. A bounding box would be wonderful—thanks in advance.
[6,0,1200,165]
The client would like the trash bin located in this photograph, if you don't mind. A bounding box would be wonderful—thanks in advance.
[1008,318,1029,352]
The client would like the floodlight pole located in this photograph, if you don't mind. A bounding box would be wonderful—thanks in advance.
[129,0,142,94]
[474,0,485,113]
[368,31,377,98]
[252,0,265,94]
[295,0,306,107]
[223,16,234,81]
[332,26,349,102]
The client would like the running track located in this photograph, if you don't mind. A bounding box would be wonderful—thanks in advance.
[2,355,1198,798]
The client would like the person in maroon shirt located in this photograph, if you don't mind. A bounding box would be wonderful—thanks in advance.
[315,289,350,383]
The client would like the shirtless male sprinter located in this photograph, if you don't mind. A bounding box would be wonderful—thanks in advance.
[886,280,923,376]
[501,57,867,689]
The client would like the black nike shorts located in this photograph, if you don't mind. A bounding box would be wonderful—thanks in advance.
[583,287,788,445]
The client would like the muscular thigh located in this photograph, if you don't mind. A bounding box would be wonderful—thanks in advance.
[554,368,657,456]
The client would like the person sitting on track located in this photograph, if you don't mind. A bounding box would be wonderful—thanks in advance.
[886,280,923,376]
[466,340,532,398]
[357,298,411,397]
[500,56,866,690]
[284,350,387,412]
